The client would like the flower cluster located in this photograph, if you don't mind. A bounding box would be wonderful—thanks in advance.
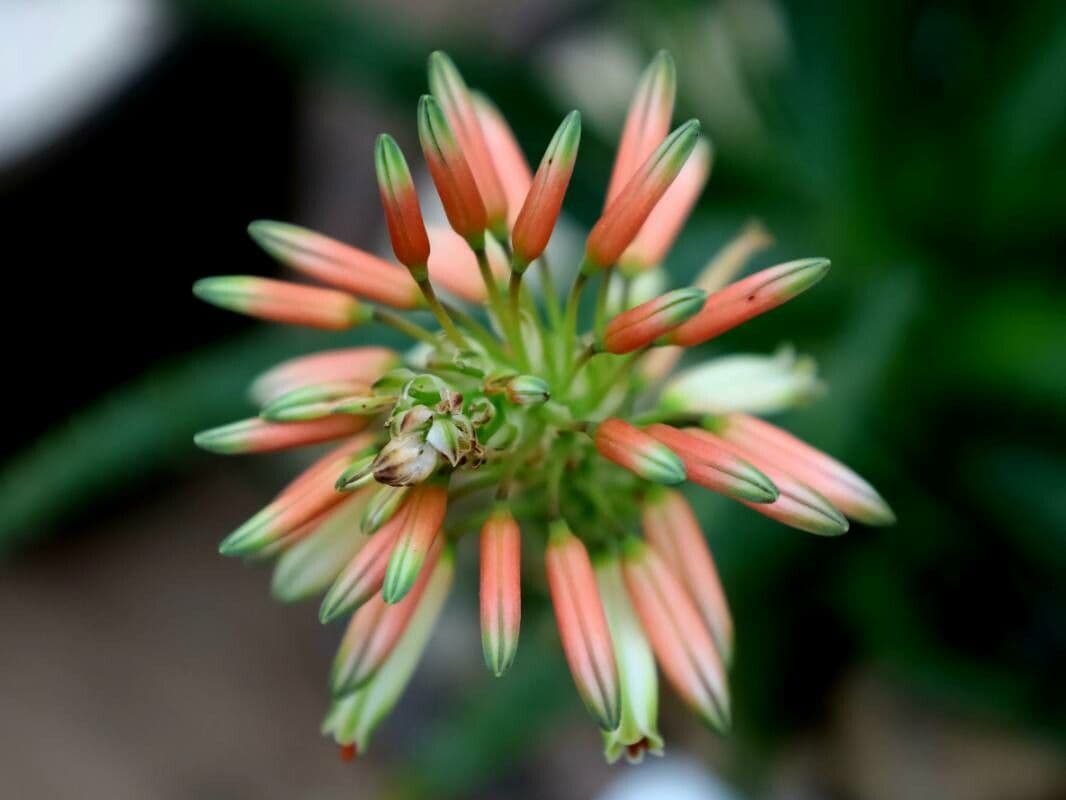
[193,50,893,764]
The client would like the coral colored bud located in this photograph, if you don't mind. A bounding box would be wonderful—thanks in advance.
[247,221,421,309]
[425,225,508,303]
[218,439,368,556]
[645,424,778,504]
[418,94,488,247]
[428,52,508,237]
[595,418,686,485]
[331,537,443,694]
[375,134,431,276]
[511,110,581,271]
[605,51,677,208]
[642,488,733,665]
[595,551,664,764]
[661,346,823,416]
[272,491,373,603]
[545,520,621,731]
[193,276,371,330]
[621,537,730,731]
[193,414,367,455]
[584,120,702,272]
[250,347,399,407]
[666,258,830,346]
[319,496,412,623]
[601,287,707,354]
[473,93,532,228]
[707,413,895,525]
[322,546,453,755]
[620,139,712,274]
[259,380,371,420]
[480,508,522,676]
[382,484,449,604]
[360,485,409,535]
[685,428,849,536]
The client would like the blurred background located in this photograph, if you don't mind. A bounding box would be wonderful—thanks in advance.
[1,1,1064,797]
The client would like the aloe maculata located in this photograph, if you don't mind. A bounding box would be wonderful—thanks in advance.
[192,49,894,764]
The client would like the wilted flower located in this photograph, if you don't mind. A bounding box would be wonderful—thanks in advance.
[193,50,892,763]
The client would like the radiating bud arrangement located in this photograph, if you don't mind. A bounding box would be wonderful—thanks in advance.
[584,119,702,272]
[192,49,890,765]
[375,134,431,276]
[193,276,371,330]
[601,287,707,354]
[247,220,422,309]
[479,508,522,677]
[511,110,581,271]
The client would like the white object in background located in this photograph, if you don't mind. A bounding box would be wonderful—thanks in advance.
[597,755,743,800]
[0,0,170,169]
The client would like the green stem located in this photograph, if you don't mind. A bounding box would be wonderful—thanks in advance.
[561,272,589,383]
[593,270,611,340]
[477,247,529,370]
[418,278,468,349]
[441,302,504,359]
[373,308,438,346]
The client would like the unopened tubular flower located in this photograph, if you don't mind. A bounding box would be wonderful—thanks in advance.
[419,94,488,248]
[584,119,701,273]
[474,93,532,228]
[480,507,521,676]
[645,423,777,504]
[246,220,422,309]
[620,139,712,274]
[332,536,444,694]
[323,545,454,758]
[193,276,371,330]
[660,346,823,416]
[428,51,508,238]
[642,488,733,664]
[594,418,686,485]
[375,134,431,277]
[706,413,895,525]
[545,520,621,731]
[621,537,730,731]
[595,551,664,764]
[601,287,707,354]
[666,258,830,346]
[193,49,890,763]
[511,110,581,272]
[250,347,399,406]
[605,50,676,207]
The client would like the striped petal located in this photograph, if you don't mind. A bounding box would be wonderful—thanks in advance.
[193,415,368,455]
[594,418,686,485]
[382,484,449,603]
[193,275,371,329]
[250,347,399,406]
[645,424,777,503]
[601,287,706,354]
[479,508,522,677]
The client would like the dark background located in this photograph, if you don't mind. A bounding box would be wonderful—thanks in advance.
[2,1,1064,797]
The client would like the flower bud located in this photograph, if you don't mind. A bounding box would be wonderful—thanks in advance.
[360,485,409,534]
[707,413,894,525]
[505,374,550,406]
[193,276,371,330]
[621,537,730,731]
[605,50,676,207]
[480,508,522,676]
[595,551,664,764]
[594,418,686,485]
[600,287,706,354]
[511,110,581,271]
[473,93,532,228]
[545,520,621,731]
[642,488,733,664]
[382,483,449,604]
[665,258,830,346]
[645,424,778,504]
[322,545,454,756]
[193,415,367,455]
[418,94,488,248]
[584,120,702,273]
[660,346,824,416]
[250,347,398,407]
[246,220,421,309]
[375,134,431,276]
[428,51,509,237]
